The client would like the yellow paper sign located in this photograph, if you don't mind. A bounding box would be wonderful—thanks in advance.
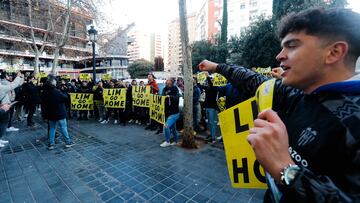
[212,73,227,86]
[217,96,226,112]
[218,79,276,189]
[256,79,275,112]
[79,73,91,81]
[103,88,126,108]
[197,72,208,85]
[219,97,267,189]
[37,72,48,79]
[101,74,112,81]
[255,67,272,77]
[132,86,151,107]
[70,93,94,110]
[60,75,70,80]
[150,94,166,124]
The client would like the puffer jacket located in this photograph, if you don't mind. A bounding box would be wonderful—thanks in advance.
[217,64,360,203]
[0,77,24,104]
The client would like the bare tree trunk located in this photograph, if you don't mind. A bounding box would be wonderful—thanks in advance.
[51,0,71,74]
[34,52,40,75]
[52,47,60,75]
[179,0,196,149]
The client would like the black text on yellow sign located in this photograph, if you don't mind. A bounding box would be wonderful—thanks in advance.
[150,94,165,125]
[70,93,94,110]
[103,89,126,108]
[212,73,228,86]
[218,97,267,189]
[132,86,151,107]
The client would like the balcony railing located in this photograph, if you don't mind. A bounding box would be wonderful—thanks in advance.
[0,34,92,53]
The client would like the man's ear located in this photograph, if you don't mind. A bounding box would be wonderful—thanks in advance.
[325,41,348,65]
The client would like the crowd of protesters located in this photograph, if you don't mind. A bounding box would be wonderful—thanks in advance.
[0,70,238,149]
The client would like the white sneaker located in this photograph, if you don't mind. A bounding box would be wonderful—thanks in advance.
[170,142,177,146]
[0,143,4,148]
[114,120,118,124]
[98,118,103,122]
[0,139,9,144]
[217,136,222,140]
[160,141,171,147]
[24,114,28,118]
[100,120,108,124]
[6,127,19,132]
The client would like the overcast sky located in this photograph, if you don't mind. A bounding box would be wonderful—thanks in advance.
[99,0,360,33]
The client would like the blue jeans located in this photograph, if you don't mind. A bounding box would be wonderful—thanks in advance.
[205,108,218,140]
[49,119,72,145]
[165,113,180,143]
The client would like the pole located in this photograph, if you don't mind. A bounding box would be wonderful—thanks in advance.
[92,41,96,82]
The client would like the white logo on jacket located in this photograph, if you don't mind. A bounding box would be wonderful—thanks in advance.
[298,127,317,147]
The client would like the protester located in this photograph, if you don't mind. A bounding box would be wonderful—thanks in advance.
[201,75,219,143]
[199,7,360,202]
[0,72,24,147]
[23,75,41,127]
[145,74,160,131]
[41,75,74,150]
[94,81,105,122]
[77,80,90,120]
[192,77,201,133]
[160,79,180,147]
[1,73,19,132]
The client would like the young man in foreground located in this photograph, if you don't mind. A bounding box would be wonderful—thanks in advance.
[200,8,360,202]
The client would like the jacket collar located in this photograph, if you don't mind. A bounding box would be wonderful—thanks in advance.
[313,74,360,94]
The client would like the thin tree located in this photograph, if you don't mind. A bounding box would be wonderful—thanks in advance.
[178,0,197,149]
[27,0,50,75]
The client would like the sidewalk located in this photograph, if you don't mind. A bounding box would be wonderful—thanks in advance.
[0,117,265,203]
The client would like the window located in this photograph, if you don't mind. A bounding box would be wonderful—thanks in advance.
[240,3,245,9]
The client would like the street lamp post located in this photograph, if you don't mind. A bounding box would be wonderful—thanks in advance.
[88,25,97,83]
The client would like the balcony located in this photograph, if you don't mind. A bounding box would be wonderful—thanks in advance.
[0,34,92,53]
[0,48,82,61]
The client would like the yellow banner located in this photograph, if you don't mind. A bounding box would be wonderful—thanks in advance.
[255,79,275,112]
[5,67,16,73]
[255,67,272,77]
[150,94,166,124]
[79,73,91,81]
[197,72,208,85]
[101,74,112,81]
[37,72,48,79]
[212,73,227,86]
[219,98,266,189]
[217,96,226,112]
[132,86,151,107]
[103,88,126,108]
[70,93,94,110]
[60,74,70,80]
[218,79,275,189]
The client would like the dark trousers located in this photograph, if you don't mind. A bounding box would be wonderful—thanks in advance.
[27,103,36,125]
[0,112,9,138]
[7,106,14,128]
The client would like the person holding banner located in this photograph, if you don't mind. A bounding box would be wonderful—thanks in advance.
[160,79,180,147]
[200,8,360,203]
[77,81,90,120]
[94,81,105,122]
[146,74,161,131]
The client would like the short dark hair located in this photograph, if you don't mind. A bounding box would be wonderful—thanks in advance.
[277,8,360,63]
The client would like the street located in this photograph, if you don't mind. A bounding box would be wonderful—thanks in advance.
[0,116,264,203]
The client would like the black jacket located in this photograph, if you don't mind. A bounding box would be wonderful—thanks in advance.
[202,77,219,110]
[162,85,179,117]
[41,85,68,121]
[217,64,360,203]
[23,82,41,104]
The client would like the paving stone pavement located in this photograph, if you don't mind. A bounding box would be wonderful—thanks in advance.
[0,116,265,203]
